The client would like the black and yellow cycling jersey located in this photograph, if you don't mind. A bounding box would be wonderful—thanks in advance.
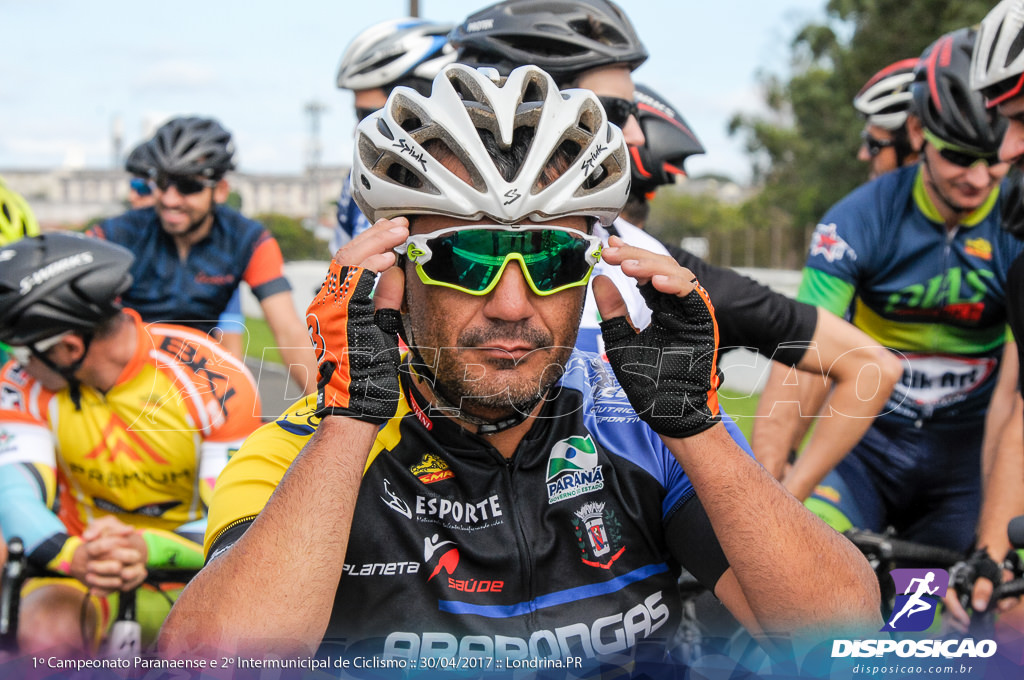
[207,351,755,670]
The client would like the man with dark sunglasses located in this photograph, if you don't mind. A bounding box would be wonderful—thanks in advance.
[852,59,921,179]
[331,17,456,251]
[161,63,879,669]
[760,28,1022,560]
[88,116,318,396]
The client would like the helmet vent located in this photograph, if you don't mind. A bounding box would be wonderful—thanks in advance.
[1010,28,1024,70]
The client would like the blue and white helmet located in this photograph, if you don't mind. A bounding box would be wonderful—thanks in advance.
[336,18,456,92]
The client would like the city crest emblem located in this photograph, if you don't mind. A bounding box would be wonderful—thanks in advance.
[572,501,625,569]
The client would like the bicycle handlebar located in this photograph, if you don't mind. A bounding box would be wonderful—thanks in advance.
[843,528,965,567]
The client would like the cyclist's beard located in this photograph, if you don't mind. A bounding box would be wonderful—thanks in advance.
[185,207,215,235]
[407,319,572,425]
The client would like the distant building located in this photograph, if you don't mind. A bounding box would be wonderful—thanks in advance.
[0,166,348,228]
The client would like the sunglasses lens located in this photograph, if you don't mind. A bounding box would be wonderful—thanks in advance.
[938,148,997,168]
[130,178,153,195]
[416,229,596,294]
[861,132,892,157]
[598,97,637,128]
[924,130,998,168]
[155,175,209,195]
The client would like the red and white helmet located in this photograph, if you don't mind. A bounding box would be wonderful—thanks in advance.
[853,59,917,130]
[971,0,1024,107]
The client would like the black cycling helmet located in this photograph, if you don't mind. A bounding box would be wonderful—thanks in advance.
[149,116,236,179]
[911,27,1007,154]
[450,0,648,82]
[124,139,157,178]
[630,84,705,196]
[0,233,134,347]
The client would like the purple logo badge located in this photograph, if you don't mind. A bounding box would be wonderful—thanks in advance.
[881,568,950,632]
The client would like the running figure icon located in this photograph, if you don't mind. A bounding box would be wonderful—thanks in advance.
[882,568,951,631]
[888,572,939,627]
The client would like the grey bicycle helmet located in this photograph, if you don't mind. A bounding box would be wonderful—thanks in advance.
[971,0,1024,107]
[450,0,648,82]
[912,28,1007,154]
[149,116,236,178]
[0,233,134,347]
[124,139,157,178]
[630,84,704,196]
[336,18,456,93]
[853,59,918,131]
[352,64,629,225]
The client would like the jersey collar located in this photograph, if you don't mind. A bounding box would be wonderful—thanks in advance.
[913,166,1000,228]
[112,308,152,386]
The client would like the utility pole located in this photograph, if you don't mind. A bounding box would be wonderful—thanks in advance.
[112,115,124,169]
[304,101,327,227]
[409,0,419,17]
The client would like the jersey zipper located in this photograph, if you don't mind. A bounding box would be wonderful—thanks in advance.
[501,454,537,631]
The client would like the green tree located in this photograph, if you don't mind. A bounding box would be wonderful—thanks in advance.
[729,0,992,261]
[254,212,324,261]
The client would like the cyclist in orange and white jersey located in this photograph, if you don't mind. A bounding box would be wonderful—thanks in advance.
[0,233,261,654]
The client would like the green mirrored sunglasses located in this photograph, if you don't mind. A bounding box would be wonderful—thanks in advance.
[396,225,603,296]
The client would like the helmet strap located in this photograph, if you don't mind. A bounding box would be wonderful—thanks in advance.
[32,333,94,411]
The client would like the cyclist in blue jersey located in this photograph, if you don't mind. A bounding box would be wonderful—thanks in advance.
[614,84,900,503]
[88,116,318,395]
[853,59,921,179]
[331,18,456,252]
[764,27,1021,555]
[756,60,922,480]
[161,61,880,666]
[122,136,246,360]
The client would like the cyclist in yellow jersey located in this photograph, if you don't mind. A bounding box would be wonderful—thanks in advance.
[0,233,262,654]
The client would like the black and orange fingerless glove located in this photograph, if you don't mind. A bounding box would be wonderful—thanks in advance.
[306,261,402,423]
[600,279,722,438]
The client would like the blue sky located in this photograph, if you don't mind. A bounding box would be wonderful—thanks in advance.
[1,0,828,183]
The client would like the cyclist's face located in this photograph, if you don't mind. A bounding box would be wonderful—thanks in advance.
[353,88,388,124]
[575,65,645,147]
[402,214,589,425]
[858,125,900,180]
[920,140,1007,214]
[155,179,227,236]
[997,95,1024,169]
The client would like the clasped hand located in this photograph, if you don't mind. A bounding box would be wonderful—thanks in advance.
[71,515,148,596]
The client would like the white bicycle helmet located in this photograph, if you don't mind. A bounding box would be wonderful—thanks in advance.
[853,59,918,130]
[971,0,1024,106]
[336,18,457,92]
[352,64,629,226]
